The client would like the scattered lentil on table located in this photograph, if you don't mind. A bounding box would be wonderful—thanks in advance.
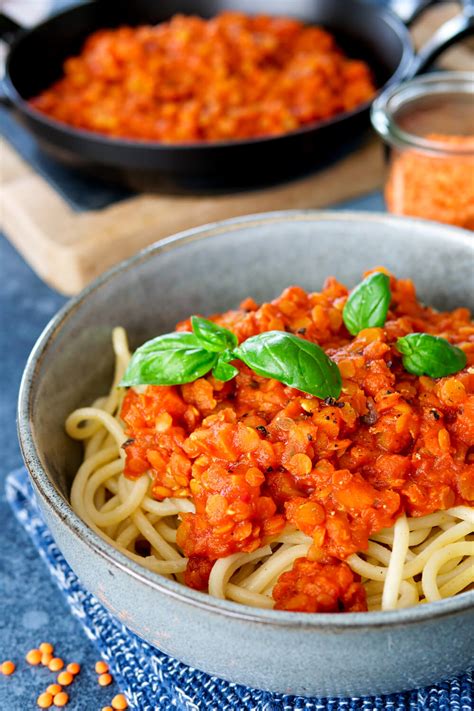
[1,641,124,708]
[95,660,109,675]
[26,649,43,666]
[0,661,16,676]
[48,658,64,672]
[99,673,114,687]
[39,643,54,655]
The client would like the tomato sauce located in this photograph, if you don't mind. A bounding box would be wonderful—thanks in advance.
[30,13,375,142]
[120,271,474,612]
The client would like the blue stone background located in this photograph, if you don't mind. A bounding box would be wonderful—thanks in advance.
[0,0,396,708]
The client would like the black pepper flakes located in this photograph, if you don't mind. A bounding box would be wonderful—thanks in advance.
[361,400,378,425]
[256,425,269,436]
[307,434,313,441]
[324,397,336,406]
[121,438,135,448]
[431,409,441,421]
[297,327,307,335]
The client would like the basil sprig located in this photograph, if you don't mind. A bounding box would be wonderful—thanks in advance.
[396,333,467,378]
[120,317,237,386]
[191,315,237,352]
[343,272,391,335]
[120,291,466,396]
[120,318,342,399]
[120,332,217,386]
[234,331,341,399]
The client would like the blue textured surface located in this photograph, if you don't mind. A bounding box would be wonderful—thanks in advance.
[6,468,474,711]
[0,0,467,707]
[0,236,108,709]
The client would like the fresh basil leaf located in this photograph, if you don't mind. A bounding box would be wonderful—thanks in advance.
[234,331,341,399]
[191,316,238,352]
[343,272,391,336]
[396,333,467,378]
[120,332,217,386]
[212,357,239,382]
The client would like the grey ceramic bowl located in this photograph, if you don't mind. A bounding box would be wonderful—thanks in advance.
[18,211,474,697]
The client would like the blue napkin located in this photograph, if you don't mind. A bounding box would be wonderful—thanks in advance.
[6,468,473,711]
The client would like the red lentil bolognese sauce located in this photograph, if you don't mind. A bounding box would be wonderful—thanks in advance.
[29,12,375,142]
[67,270,474,614]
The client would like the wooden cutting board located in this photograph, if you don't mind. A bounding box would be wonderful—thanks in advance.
[0,3,472,295]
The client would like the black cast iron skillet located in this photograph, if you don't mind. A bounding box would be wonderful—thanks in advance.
[1,0,473,191]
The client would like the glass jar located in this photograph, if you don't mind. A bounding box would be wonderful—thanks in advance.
[371,72,474,230]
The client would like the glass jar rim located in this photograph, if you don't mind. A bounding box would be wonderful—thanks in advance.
[371,71,474,156]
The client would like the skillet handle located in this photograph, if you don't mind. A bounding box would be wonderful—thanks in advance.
[0,14,24,106]
[389,0,443,26]
[0,13,23,44]
[405,0,474,77]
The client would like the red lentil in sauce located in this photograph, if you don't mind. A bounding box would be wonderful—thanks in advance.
[29,13,375,143]
[120,270,474,612]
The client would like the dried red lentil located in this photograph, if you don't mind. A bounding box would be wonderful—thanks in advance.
[98,673,113,687]
[48,658,64,672]
[39,643,54,655]
[57,671,74,686]
[37,692,53,709]
[1,661,16,676]
[26,649,42,666]
[121,271,473,612]
[66,662,80,676]
[53,691,69,707]
[111,694,128,710]
[386,134,474,229]
[29,12,375,142]
[95,660,109,675]
[46,684,62,696]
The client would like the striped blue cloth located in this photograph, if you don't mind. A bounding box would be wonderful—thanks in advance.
[5,468,473,711]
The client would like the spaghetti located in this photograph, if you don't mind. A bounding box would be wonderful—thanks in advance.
[67,274,474,613]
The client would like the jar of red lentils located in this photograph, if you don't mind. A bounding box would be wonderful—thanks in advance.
[371,72,474,230]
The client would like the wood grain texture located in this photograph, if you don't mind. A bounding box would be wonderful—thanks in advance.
[0,136,385,294]
[0,3,471,295]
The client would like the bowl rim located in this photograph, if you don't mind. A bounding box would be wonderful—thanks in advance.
[18,209,474,629]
